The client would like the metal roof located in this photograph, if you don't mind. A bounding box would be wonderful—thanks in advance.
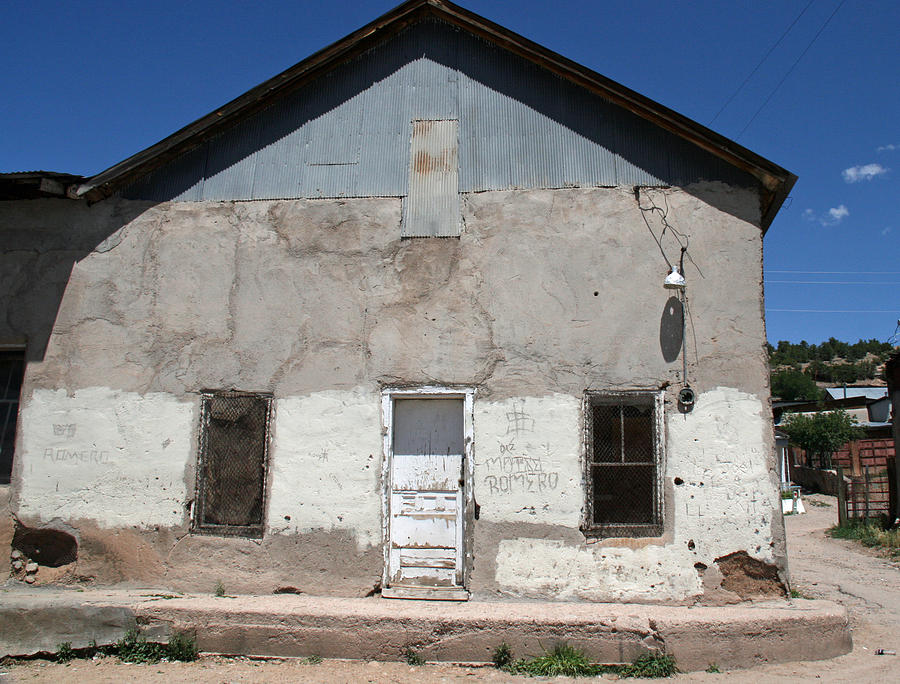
[70,0,796,230]
[824,387,888,401]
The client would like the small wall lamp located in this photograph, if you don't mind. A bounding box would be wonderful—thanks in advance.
[663,266,685,289]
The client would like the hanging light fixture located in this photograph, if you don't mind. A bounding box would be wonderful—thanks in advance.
[663,266,685,289]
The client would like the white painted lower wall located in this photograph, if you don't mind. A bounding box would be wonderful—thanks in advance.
[16,388,195,528]
[487,387,779,601]
[473,394,583,526]
[12,385,779,602]
[266,387,383,547]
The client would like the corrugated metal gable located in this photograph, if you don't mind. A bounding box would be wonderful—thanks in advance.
[120,19,757,202]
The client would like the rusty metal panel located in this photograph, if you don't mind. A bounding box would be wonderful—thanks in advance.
[402,119,459,237]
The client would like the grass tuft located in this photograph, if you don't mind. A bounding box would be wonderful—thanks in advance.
[114,628,199,664]
[618,652,678,678]
[166,631,199,662]
[492,642,677,679]
[705,663,721,673]
[403,647,424,666]
[492,642,514,669]
[55,642,75,663]
[214,580,226,597]
[828,519,900,558]
[505,643,600,677]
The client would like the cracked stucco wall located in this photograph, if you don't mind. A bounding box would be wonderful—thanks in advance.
[0,184,785,600]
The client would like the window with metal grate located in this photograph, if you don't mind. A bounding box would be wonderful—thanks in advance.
[584,391,664,537]
[0,349,25,485]
[194,391,272,537]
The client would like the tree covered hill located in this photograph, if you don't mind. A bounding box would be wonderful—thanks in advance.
[767,338,896,401]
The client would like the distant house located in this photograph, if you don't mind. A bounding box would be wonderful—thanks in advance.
[1,0,796,602]
[775,387,894,518]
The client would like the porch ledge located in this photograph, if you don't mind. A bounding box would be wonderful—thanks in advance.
[0,588,851,672]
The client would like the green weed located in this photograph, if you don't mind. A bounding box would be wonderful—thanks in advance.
[492,642,513,669]
[705,663,721,673]
[214,580,226,597]
[306,654,323,664]
[114,628,198,663]
[513,643,599,677]
[166,631,199,661]
[403,647,424,666]
[55,642,75,663]
[492,642,677,679]
[828,520,900,558]
[618,652,678,678]
[790,588,810,599]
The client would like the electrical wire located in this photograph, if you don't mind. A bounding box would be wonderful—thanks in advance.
[767,280,900,285]
[767,309,900,313]
[768,270,900,275]
[635,188,704,277]
[737,0,846,139]
[708,0,815,127]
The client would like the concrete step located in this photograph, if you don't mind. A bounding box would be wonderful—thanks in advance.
[0,588,851,672]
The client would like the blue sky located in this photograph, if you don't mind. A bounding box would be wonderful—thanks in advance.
[2,1,898,346]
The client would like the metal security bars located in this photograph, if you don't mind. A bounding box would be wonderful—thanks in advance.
[195,391,272,537]
[0,350,25,485]
[584,392,664,537]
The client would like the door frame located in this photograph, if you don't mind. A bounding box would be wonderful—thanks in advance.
[381,386,475,598]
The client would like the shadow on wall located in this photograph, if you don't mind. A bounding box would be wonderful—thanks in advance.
[0,199,157,362]
[659,296,684,364]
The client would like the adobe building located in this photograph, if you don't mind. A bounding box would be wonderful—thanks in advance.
[1,0,796,602]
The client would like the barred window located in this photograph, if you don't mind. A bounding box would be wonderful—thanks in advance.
[584,392,663,537]
[0,349,25,485]
[195,391,272,537]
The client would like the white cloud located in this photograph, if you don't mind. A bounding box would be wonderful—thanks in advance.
[842,163,889,183]
[827,205,849,222]
[877,144,897,153]
[882,226,893,236]
[803,205,849,226]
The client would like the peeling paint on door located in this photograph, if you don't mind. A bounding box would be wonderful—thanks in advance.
[382,391,472,599]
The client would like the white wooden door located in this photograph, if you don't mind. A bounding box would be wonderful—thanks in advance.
[387,398,464,591]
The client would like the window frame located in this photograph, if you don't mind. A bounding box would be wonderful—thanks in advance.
[193,390,273,538]
[582,390,665,538]
[0,346,26,486]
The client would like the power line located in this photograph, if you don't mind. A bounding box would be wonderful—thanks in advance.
[737,0,846,139]
[768,270,900,274]
[708,0,815,127]
[767,280,900,285]
[767,309,900,313]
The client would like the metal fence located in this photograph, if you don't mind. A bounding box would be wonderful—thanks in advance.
[195,391,272,537]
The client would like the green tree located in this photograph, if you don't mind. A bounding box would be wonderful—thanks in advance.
[779,409,863,468]
[771,370,823,401]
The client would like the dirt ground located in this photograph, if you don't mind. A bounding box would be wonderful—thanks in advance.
[2,493,897,683]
